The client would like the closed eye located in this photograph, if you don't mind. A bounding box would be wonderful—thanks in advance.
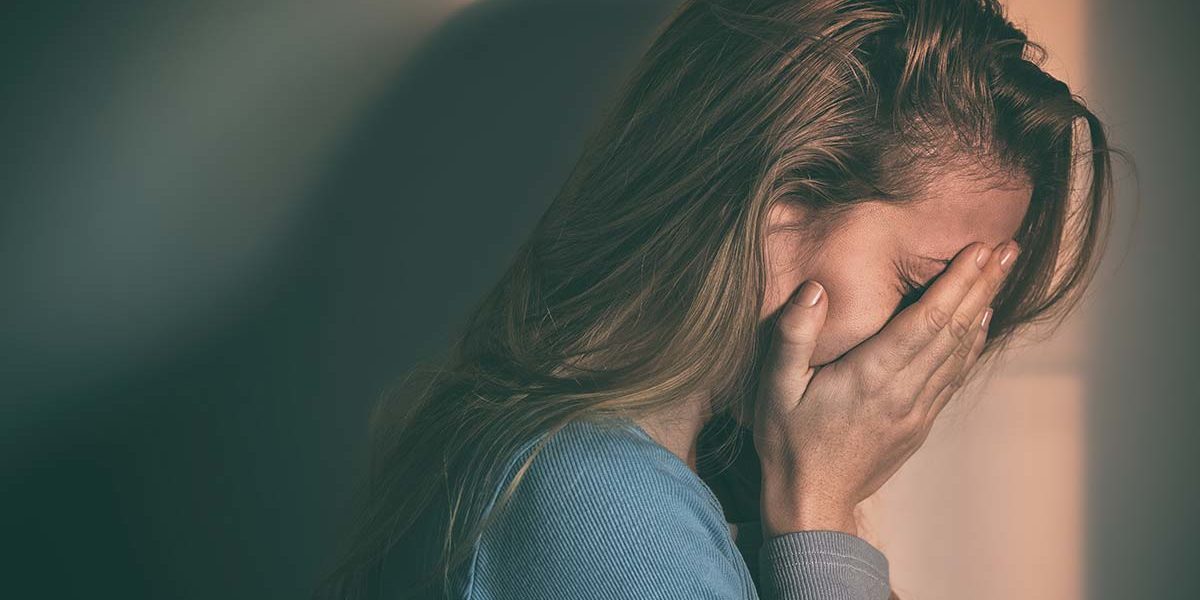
[897,273,928,310]
[894,255,948,313]
[906,255,952,293]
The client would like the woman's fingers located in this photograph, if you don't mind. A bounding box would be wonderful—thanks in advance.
[761,280,828,411]
[909,240,1017,391]
[920,306,990,428]
[845,241,991,381]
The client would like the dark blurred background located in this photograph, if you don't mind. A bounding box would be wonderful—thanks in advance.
[2,1,1196,599]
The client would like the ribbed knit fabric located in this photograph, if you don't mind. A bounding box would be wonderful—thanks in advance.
[451,416,891,600]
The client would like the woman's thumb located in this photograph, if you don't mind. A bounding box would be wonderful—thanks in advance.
[764,280,827,404]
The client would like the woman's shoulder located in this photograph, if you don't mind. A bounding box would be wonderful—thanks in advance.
[524,416,693,482]
[486,416,715,519]
[458,416,753,598]
[510,415,735,519]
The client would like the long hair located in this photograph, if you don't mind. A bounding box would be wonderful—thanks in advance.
[314,0,1123,597]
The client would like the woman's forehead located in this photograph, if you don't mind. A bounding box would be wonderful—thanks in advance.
[890,168,1032,255]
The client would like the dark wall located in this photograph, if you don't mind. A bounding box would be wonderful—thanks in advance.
[1086,1,1200,598]
[2,1,676,598]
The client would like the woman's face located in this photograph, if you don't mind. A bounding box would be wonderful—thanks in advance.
[762,169,1033,367]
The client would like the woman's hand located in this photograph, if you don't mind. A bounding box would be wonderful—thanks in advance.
[753,239,1019,538]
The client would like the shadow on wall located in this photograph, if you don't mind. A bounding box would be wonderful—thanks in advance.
[2,1,681,599]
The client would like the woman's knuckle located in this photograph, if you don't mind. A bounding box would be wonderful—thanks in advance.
[884,392,916,419]
[855,360,886,393]
[911,426,929,448]
[953,339,973,360]
[779,317,817,345]
[925,305,951,333]
[898,420,926,449]
[947,375,965,394]
[949,312,974,341]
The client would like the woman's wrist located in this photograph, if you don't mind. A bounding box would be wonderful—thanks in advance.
[760,481,858,538]
[761,509,859,538]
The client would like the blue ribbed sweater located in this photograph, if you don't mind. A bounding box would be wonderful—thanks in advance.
[447,416,891,599]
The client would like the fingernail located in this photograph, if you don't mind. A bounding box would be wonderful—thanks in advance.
[794,280,824,307]
[975,245,992,268]
[980,307,993,329]
[999,242,1019,271]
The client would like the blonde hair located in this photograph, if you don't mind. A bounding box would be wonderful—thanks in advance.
[315,1,1121,597]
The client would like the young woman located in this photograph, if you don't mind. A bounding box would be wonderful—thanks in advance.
[316,0,1117,598]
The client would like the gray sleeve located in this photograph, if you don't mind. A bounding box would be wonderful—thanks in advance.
[758,530,891,600]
